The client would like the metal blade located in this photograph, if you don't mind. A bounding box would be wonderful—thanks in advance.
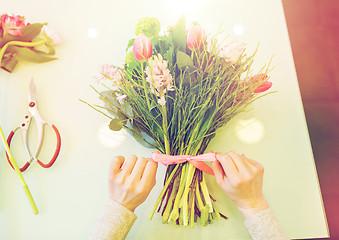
[28,78,37,103]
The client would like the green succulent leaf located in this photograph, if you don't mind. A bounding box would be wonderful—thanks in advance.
[109,118,123,131]
[117,110,128,120]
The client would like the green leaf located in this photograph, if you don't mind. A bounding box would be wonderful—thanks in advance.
[152,36,174,67]
[126,38,135,52]
[12,46,57,63]
[132,131,157,149]
[172,15,186,53]
[18,23,45,42]
[125,50,139,69]
[33,45,56,56]
[109,118,122,131]
[180,66,198,86]
[176,51,193,69]
[127,120,157,148]
[0,23,45,48]
[117,110,128,120]
[0,34,15,48]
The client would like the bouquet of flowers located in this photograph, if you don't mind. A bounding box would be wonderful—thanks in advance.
[0,13,61,73]
[86,16,272,227]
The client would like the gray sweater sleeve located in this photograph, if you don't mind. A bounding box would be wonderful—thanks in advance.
[244,208,289,240]
[89,198,137,240]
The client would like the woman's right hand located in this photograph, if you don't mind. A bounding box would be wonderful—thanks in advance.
[211,151,269,219]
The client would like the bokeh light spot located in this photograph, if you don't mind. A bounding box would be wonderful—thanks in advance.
[235,117,265,144]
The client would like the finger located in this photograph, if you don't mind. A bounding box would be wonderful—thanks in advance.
[243,156,264,174]
[130,157,148,181]
[109,156,125,176]
[211,161,225,185]
[216,153,239,178]
[242,154,262,168]
[228,151,249,172]
[140,160,158,188]
[121,155,138,175]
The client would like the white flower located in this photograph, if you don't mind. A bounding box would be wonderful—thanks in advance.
[157,96,166,106]
[219,36,245,64]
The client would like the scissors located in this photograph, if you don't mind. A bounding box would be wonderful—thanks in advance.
[6,79,61,172]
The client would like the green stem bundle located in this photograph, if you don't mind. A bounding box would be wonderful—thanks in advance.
[150,161,227,227]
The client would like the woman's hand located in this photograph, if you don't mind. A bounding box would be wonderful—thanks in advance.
[108,155,158,212]
[211,151,269,219]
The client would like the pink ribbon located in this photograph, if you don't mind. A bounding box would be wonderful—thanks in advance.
[151,151,216,175]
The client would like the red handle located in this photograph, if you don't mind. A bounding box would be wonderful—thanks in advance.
[36,124,61,168]
[6,131,31,172]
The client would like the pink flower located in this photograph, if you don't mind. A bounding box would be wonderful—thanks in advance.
[94,64,126,88]
[145,54,174,95]
[247,74,272,93]
[42,25,62,44]
[254,81,272,93]
[186,25,206,50]
[133,33,153,61]
[116,93,127,105]
[0,14,28,36]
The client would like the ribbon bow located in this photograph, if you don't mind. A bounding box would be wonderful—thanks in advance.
[151,151,216,175]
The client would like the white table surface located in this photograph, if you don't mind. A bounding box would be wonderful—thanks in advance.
[0,0,329,239]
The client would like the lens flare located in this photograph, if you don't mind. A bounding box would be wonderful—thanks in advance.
[235,117,265,144]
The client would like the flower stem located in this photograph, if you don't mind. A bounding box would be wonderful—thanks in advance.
[200,175,213,213]
[140,62,151,110]
[168,163,188,222]
[162,175,179,223]
[149,163,180,220]
[161,96,171,155]
[179,163,195,225]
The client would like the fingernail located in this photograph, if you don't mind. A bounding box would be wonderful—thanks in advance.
[241,153,247,158]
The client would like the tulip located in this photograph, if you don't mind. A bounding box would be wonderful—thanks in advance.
[254,81,272,93]
[133,33,153,61]
[247,74,272,93]
[186,25,206,50]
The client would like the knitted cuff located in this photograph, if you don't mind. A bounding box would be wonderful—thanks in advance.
[89,198,137,240]
[244,208,289,240]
